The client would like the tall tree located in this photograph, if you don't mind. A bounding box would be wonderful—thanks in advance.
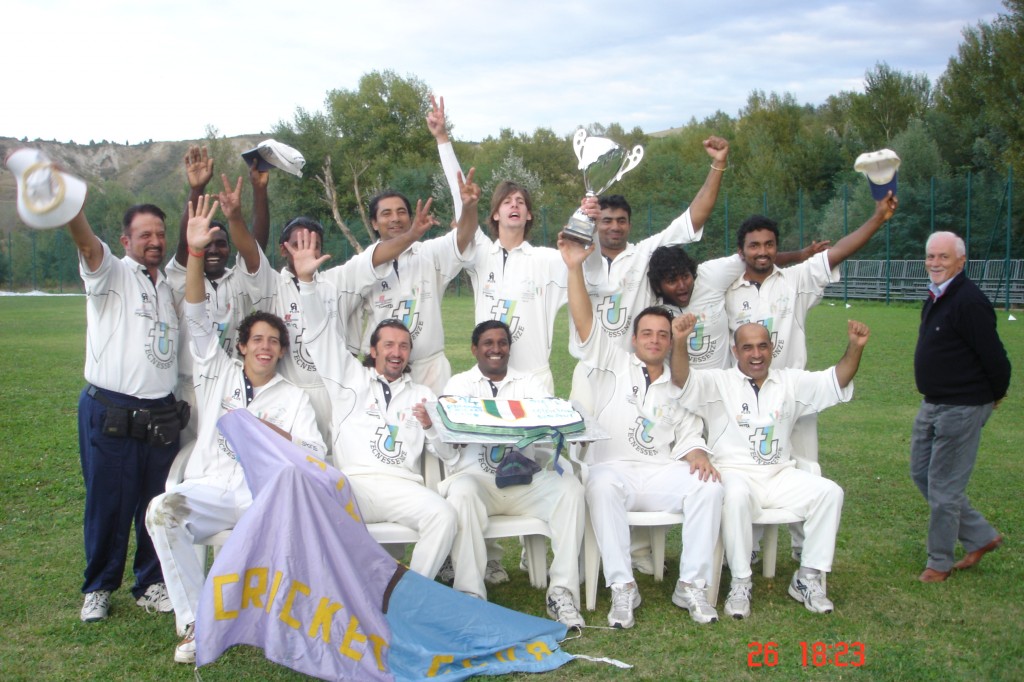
[849,62,932,147]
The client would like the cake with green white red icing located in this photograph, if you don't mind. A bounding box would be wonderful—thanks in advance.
[436,395,585,437]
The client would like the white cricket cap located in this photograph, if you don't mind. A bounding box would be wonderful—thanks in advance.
[5,148,88,230]
[854,149,901,200]
[241,139,305,177]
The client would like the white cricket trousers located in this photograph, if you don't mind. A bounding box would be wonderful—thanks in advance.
[585,460,723,588]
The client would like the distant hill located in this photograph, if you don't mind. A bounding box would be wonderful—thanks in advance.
[0,135,263,232]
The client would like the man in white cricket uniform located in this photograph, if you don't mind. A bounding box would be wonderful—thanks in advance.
[433,97,605,393]
[562,236,724,628]
[147,195,326,664]
[291,230,458,580]
[63,197,183,623]
[723,194,897,557]
[671,316,870,618]
[165,148,270,444]
[435,320,586,628]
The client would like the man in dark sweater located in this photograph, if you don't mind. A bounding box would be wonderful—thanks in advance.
[911,231,1011,583]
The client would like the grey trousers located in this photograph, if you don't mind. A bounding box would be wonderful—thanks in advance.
[910,401,998,572]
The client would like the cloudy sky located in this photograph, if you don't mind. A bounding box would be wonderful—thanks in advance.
[4,0,1006,144]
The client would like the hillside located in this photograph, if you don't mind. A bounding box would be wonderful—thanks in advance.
[0,135,263,232]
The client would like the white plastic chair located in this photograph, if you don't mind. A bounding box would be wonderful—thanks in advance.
[164,442,232,573]
[709,454,823,605]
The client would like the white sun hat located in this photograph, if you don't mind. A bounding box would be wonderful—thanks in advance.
[854,149,901,200]
[5,148,88,229]
[241,139,305,177]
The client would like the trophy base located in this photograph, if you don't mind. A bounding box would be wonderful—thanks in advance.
[562,214,595,246]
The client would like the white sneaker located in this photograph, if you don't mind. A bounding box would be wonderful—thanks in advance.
[632,553,656,576]
[788,571,833,614]
[175,622,196,664]
[724,578,752,619]
[436,557,455,584]
[671,581,718,624]
[484,559,509,585]
[80,590,111,622]
[546,587,585,629]
[607,583,641,629]
[136,582,173,613]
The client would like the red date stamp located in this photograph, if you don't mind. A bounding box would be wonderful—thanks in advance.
[748,641,865,668]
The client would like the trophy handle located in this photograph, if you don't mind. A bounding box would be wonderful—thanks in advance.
[572,129,588,164]
[613,145,645,184]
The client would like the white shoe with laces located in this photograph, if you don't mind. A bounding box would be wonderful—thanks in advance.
[788,571,833,614]
[136,582,173,613]
[671,581,719,624]
[80,590,111,622]
[546,587,585,629]
[724,578,752,620]
[175,622,196,664]
[607,583,641,629]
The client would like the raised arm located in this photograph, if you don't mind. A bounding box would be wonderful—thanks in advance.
[776,239,831,267]
[454,168,480,253]
[216,174,261,273]
[184,194,221,305]
[429,94,465,221]
[687,137,730,228]
[67,208,103,272]
[175,146,214,266]
[249,158,270,251]
[834,319,870,388]
[670,313,697,389]
[826,192,898,270]
[559,233,597,342]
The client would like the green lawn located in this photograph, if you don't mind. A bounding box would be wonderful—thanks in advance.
[0,295,1021,681]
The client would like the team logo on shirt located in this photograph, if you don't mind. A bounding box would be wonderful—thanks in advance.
[748,425,780,465]
[755,319,783,358]
[627,417,657,457]
[214,320,232,354]
[391,299,422,339]
[146,321,175,370]
[371,424,405,465]
[687,319,715,360]
[597,294,631,336]
[490,300,523,341]
[292,329,317,372]
[480,444,505,474]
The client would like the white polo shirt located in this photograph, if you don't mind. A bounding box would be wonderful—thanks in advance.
[677,366,853,473]
[322,246,385,356]
[466,230,605,382]
[571,322,706,466]
[354,230,474,370]
[183,301,326,491]
[80,242,178,398]
[724,250,839,369]
[591,209,702,350]
[660,254,746,370]
[299,280,444,482]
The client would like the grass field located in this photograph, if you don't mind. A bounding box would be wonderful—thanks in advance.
[0,295,1021,681]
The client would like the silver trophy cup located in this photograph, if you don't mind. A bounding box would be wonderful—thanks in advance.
[562,129,644,245]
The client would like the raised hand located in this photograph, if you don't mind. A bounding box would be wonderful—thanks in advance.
[557,232,595,269]
[458,168,480,211]
[847,319,870,348]
[580,195,601,222]
[184,146,214,190]
[249,157,269,191]
[426,94,448,142]
[802,239,831,259]
[876,191,898,222]
[703,136,729,165]
[283,228,331,282]
[186,194,220,251]
[672,312,697,339]
[217,174,244,221]
[410,197,440,240]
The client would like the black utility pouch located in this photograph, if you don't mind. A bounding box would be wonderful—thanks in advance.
[130,409,152,440]
[101,406,130,438]
[175,400,191,430]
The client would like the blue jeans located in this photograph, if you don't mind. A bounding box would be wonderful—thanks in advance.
[909,401,998,572]
[78,386,178,596]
